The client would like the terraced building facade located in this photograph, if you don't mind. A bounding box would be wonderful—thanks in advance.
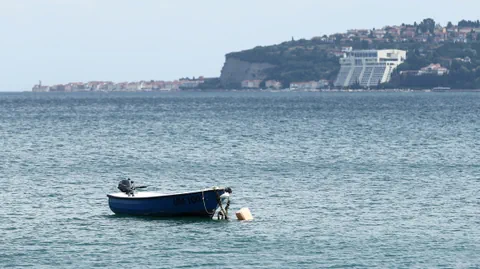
[334,49,407,88]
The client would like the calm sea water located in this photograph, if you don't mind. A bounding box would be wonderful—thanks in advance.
[1,91,479,268]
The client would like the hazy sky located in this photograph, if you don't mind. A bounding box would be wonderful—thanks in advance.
[1,0,479,91]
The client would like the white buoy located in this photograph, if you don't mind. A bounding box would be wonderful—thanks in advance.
[235,207,253,221]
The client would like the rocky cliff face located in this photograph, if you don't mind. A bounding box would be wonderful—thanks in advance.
[220,57,275,87]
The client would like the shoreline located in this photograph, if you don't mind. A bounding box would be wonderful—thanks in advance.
[17,88,480,93]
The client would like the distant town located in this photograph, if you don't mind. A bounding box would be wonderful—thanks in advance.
[32,77,208,92]
[318,19,479,45]
[33,19,480,92]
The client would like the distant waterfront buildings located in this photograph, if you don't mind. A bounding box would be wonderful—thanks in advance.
[179,77,205,89]
[265,80,282,89]
[418,64,449,76]
[241,80,262,89]
[400,63,450,76]
[32,81,49,92]
[289,81,319,90]
[32,77,205,92]
[334,49,407,88]
[289,79,329,90]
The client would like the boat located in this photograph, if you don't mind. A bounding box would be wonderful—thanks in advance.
[107,179,232,218]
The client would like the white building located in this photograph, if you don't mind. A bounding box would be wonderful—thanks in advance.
[265,80,282,89]
[241,80,262,89]
[126,82,140,91]
[290,81,319,90]
[164,82,180,91]
[334,49,407,88]
[317,79,330,89]
[179,80,204,89]
[418,64,449,76]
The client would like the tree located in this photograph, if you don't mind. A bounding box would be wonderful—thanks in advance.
[384,33,394,42]
[361,40,370,49]
[459,20,480,28]
[334,34,343,45]
[418,18,436,34]
[259,80,266,89]
[467,30,475,42]
[447,21,453,29]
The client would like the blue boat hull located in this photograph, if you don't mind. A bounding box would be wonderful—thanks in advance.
[107,188,227,218]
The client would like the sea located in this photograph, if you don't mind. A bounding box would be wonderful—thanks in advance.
[0,91,479,268]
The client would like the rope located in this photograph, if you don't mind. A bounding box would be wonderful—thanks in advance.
[202,188,230,220]
[215,191,229,220]
[201,190,216,216]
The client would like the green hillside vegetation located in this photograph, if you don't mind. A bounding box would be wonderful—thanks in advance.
[385,43,480,89]
[226,39,339,86]
[225,18,480,89]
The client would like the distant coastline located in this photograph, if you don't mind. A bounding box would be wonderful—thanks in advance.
[27,87,480,94]
[32,18,480,93]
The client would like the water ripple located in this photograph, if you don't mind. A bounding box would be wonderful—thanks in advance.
[1,92,479,268]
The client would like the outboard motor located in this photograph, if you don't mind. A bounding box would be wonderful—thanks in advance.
[118,179,135,196]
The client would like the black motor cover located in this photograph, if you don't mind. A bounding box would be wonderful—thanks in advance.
[118,179,134,195]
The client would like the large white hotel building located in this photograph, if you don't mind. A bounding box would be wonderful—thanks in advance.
[334,49,407,88]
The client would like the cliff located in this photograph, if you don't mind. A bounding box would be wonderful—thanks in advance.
[220,57,275,88]
[219,41,340,88]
